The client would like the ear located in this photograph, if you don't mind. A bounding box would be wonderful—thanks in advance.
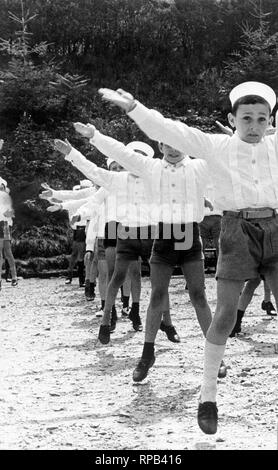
[227,112,236,129]
[269,115,274,126]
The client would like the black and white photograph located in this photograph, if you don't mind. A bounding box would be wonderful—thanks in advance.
[0,0,277,453]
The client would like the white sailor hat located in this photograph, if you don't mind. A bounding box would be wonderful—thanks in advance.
[126,141,154,158]
[0,177,7,188]
[229,81,276,111]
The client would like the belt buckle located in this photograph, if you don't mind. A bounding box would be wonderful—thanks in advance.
[242,210,252,219]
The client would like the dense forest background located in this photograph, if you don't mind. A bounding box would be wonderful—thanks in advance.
[0,0,278,270]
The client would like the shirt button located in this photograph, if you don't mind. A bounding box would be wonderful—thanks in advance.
[252,159,256,164]
[171,169,175,173]
[254,179,259,184]
[172,183,175,187]
[172,199,176,203]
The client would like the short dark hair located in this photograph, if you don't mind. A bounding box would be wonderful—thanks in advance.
[232,95,271,115]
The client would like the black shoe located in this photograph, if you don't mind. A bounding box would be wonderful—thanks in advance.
[197,401,218,434]
[129,309,143,332]
[11,279,18,287]
[98,325,110,344]
[160,321,180,343]
[217,360,227,379]
[65,277,72,285]
[133,355,155,382]
[110,308,118,333]
[85,283,95,301]
[230,309,245,337]
[261,300,277,316]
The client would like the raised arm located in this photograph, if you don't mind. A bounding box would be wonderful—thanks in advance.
[40,182,95,202]
[98,88,215,160]
[73,122,152,177]
[54,139,119,191]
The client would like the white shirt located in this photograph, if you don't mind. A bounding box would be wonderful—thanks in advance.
[65,147,156,227]
[128,102,278,211]
[89,131,208,223]
[0,191,13,222]
[51,186,96,202]
[203,181,223,217]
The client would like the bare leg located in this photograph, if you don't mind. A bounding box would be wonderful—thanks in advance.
[238,278,261,311]
[0,240,4,287]
[102,257,131,325]
[145,263,173,343]
[181,260,212,336]
[263,279,271,302]
[3,240,17,280]
[97,260,108,301]
[128,260,141,303]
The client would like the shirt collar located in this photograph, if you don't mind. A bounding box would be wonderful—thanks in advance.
[162,155,191,168]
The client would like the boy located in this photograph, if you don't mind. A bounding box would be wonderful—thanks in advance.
[99,82,278,433]
[73,121,226,384]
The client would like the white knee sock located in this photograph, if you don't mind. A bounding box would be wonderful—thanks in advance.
[200,340,226,403]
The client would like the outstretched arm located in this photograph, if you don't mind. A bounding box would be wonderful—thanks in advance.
[98,88,215,160]
[73,122,152,178]
[54,139,118,191]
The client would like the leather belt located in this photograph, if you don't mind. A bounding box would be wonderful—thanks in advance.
[223,209,277,220]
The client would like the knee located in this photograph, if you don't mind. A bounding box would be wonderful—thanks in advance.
[150,287,166,309]
[214,308,237,335]
[111,271,126,288]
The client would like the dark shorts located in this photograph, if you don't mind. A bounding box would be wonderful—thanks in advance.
[217,213,278,280]
[199,215,222,240]
[73,226,86,242]
[116,225,155,261]
[150,222,203,267]
[103,221,119,249]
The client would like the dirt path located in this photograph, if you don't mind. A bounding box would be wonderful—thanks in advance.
[0,275,277,450]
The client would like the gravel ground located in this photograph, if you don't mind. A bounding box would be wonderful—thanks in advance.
[0,275,277,450]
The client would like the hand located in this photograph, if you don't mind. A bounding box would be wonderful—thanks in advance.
[98,88,136,113]
[39,189,53,200]
[73,122,95,139]
[47,203,62,212]
[204,197,214,211]
[70,214,81,225]
[84,251,94,264]
[54,139,72,155]
[41,182,51,190]
[3,209,14,218]
[0,139,4,151]
[51,197,62,203]
[215,120,233,136]
[266,126,276,135]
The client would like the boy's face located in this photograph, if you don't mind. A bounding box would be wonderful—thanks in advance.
[228,103,272,144]
[109,162,124,172]
[159,143,184,164]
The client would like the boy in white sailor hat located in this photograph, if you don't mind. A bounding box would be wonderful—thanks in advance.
[99,81,278,435]
[72,120,226,387]
[53,130,181,347]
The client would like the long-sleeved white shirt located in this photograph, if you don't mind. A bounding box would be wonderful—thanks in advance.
[128,102,278,211]
[65,146,157,227]
[51,186,96,202]
[87,130,208,224]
